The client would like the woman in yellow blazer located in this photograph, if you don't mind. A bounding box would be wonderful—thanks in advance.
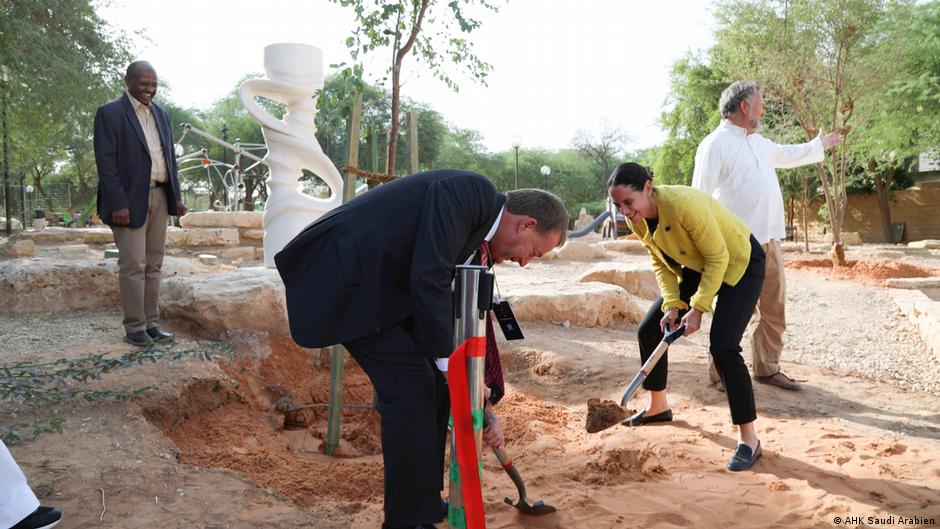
[608,163,765,471]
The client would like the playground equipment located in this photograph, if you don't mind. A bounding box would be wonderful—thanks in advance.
[566,199,629,240]
[175,124,269,212]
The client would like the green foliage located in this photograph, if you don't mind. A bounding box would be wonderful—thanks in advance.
[333,0,499,175]
[1,343,220,443]
[653,52,728,185]
[1,418,64,446]
[0,0,131,213]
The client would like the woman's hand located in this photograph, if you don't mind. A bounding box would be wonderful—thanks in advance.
[681,309,703,336]
[482,401,504,448]
[660,309,679,333]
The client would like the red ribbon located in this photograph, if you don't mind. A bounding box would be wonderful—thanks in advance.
[448,336,487,529]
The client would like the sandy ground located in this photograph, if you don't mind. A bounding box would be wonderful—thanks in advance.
[2,244,940,528]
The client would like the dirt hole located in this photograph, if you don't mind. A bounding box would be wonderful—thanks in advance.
[141,336,384,508]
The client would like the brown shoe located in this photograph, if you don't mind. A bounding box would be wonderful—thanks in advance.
[754,371,801,391]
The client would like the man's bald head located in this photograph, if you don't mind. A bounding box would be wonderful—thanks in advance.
[124,61,158,106]
[126,61,156,80]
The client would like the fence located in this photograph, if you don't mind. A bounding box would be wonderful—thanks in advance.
[0,180,95,232]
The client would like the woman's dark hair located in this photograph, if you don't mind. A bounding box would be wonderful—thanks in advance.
[607,162,654,191]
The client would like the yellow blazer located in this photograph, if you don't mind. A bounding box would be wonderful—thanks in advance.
[625,185,753,313]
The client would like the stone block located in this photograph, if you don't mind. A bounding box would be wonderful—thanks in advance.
[166,227,240,247]
[510,283,646,328]
[160,267,289,336]
[554,241,605,261]
[578,262,659,299]
[597,240,646,253]
[199,254,219,265]
[0,239,35,257]
[908,239,940,250]
[241,229,264,241]
[218,247,257,260]
[179,211,263,229]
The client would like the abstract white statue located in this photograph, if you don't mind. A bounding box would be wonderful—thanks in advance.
[240,43,345,268]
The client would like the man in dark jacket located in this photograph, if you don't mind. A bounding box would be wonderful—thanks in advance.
[94,61,187,346]
[275,170,567,529]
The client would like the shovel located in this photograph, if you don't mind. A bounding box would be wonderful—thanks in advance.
[491,444,557,515]
[619,324,686,408]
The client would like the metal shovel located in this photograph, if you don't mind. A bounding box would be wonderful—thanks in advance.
[619,324,686,408]
[491,444,556,515]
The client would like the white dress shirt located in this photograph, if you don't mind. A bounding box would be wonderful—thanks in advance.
[434,205,504,372]
[691,121,824,245]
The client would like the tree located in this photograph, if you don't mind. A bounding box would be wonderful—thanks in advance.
[572,120,633,187]
[653,52,728,185]
[713,0,912,264]
[0,0,131,217]
[335,0,497,177]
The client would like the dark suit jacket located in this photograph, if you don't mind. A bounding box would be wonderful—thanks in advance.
[93,93,181,228]
[275,169,505,360]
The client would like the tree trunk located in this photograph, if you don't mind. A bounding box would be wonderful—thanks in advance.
[385,0,429,178]
[800,173,809,251]
[872,165,894,243]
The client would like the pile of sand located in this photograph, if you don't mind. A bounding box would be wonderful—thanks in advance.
[786,258,936,285]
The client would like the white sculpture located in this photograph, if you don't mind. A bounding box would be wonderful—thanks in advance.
[240,43,344,267]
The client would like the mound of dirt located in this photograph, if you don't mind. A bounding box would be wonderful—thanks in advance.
[585,398,630,433]
[572,447,669,485]
[786,258,936,285]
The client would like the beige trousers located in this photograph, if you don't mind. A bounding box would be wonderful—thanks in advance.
[110,188,168,333]
[710,239,786,379]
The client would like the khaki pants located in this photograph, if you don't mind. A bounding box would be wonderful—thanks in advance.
[710,239,786,380]
[111,188,168,333]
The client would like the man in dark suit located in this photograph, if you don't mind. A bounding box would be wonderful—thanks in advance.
[94,61,187,346]
[275,170,568,529]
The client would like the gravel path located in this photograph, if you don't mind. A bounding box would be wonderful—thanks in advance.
[783,269,939,394]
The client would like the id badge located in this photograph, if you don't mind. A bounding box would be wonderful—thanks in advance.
[492,299,524,340]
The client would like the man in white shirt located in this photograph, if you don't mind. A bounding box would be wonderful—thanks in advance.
[692,80,843,391]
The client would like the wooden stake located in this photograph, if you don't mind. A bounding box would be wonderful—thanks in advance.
[409,110,419,175]
[326,92,364,456]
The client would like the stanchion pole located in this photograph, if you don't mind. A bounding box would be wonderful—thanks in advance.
[449,264,492,529]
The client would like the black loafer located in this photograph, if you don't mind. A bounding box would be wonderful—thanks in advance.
[146,325,175,342]
[124,330,153,347]
[727,441,762,471]
[11,505,63,529]
[621,408,673,427]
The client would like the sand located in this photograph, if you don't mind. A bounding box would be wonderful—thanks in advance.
[2,247,940,528]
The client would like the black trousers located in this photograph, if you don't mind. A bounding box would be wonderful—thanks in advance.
[345,322,449,528]
[636,235,765,425]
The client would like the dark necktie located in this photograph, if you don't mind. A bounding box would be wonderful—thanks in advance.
[479,241,504,404]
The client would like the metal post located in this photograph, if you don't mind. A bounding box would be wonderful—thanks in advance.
[325,92,363,456]
[448,264,489,527]
[513,146,519,190]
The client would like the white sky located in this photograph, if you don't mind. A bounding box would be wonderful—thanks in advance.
[97,0,716,153]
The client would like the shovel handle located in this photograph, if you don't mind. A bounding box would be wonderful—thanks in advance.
[492,445,528,501]
[619,324,685,407]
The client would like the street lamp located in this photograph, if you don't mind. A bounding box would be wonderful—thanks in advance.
[1,65,11,235]
[511,135,522,190]
[540,165,551,190]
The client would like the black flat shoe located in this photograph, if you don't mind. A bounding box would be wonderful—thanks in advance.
[621,408,673,427]
[727,441,762,471]
[124,330,153,347]
[146,325,175,342]
[11,506,63,529]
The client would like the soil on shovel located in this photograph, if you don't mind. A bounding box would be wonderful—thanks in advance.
[585,398,631,433]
